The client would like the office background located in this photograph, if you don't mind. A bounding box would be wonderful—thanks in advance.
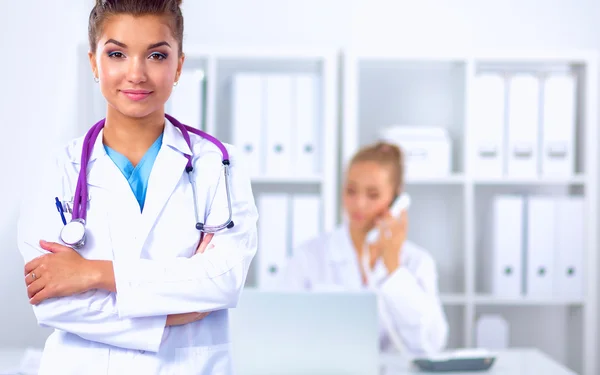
[0,1,599,374]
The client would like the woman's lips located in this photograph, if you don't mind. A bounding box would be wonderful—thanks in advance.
[121,89,152,101]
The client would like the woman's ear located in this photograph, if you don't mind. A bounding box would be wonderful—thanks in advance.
[88,51,98,80]
[175,52,185,82]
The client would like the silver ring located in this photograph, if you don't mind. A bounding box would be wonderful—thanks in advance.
[31,273,36,280]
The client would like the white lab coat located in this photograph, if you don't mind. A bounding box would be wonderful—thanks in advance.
[280,225,448,357]
[17,118,258,375]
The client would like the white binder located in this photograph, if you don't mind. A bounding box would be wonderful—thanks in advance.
[554,197,585,298]
[232,74,264,177]
[476,314,510,350]
[291,194,321,252]
[264,74,293,176]
[292,74,320,176]
[257,194,290,290]
[525,197,555,297]
[492,196,525,297]
[167,69,205,129]
[379,126,452,178]
[541,74,576,177]
[507,74,540,177]
[470,73,506,177]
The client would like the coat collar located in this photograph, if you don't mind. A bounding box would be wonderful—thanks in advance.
[70,117,193,165]
[329,225,355,264]
[329,224,394,287]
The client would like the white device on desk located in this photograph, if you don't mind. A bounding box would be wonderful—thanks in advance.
[362,193,411,355]
[228,290,380,375]
[412,349,496,372]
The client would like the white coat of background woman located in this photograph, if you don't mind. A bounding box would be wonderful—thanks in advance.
[16,1,258,374]
[281,142,448,356]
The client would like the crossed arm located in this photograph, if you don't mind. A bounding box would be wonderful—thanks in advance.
[17,148,258,352]
[24,235,215,327]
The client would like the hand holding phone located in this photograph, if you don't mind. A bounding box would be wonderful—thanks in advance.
[366,193,411,244]
[362,193,410,275]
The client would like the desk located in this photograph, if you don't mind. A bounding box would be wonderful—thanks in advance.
[381,349,577,375]
[0,349,26,375]
[0,348,577,375]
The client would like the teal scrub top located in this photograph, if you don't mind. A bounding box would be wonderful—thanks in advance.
[104,134,164,212]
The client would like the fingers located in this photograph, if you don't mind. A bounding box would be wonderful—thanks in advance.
[166,312,212,326]
[40,240,71,253]
[196,312,211,321]
[25,270,41,286]
[368,243,381,269]
[29,286,51,305]
[376,219,393,241]
[27,277,46,299]
[195,233,215,255]
[24,256,46,275]
[398,209,408,222]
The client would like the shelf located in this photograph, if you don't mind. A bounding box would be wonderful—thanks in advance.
[472,175,585,186]
[405,175,465,185]
[474,295,585,306]
[185,46,336,61]
[440,294,467,305]
[251,175,322,184]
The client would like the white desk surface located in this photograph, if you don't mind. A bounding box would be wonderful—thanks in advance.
[0,348,577,375]
[0,349,26,375]
[381,348,577,375]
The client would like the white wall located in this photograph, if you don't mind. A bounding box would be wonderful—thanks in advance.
[0,0,598,352]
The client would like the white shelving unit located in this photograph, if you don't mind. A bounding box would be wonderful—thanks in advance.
[342,49,598,375]
[180,46,340,287]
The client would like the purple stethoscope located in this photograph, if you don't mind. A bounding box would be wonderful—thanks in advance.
[59,114,235,249]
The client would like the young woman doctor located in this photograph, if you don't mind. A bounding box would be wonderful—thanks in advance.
[16,1,258,374]
[281,142,448,356]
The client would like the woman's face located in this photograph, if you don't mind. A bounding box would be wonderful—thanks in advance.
[342,161,397,232]
[88,14,184,120]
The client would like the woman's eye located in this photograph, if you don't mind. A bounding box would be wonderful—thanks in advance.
[108,51,125,59]
[149,52,167,60]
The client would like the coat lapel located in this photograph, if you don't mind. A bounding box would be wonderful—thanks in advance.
[76,119,194,260]
[329,225,364,289]
[78,129,140,219]
[132,120,192,257]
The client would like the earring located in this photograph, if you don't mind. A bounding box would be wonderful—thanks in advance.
[94,77,99,83]
[173,81,178,87]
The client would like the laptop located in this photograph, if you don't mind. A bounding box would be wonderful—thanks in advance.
[228,289,380,375]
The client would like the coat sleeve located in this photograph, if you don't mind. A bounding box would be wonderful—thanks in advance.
[112,145,259,318]
[17,152,167,353]
[377,251,449,356]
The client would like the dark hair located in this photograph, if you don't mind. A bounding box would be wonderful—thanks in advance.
[88,0,184,56]
[350,141,405,192]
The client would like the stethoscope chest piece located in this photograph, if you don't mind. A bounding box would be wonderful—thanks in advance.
[60,219,87,249]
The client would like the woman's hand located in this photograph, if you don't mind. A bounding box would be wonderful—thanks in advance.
[166,312,211,327]
[164,233,216,326]
[195,233,214,254]
[24,240,97,305]
[368,210,408,274]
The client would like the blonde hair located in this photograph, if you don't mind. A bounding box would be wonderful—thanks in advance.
[349,141,404,192]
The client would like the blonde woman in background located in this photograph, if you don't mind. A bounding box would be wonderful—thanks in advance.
[280,141,448,356]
